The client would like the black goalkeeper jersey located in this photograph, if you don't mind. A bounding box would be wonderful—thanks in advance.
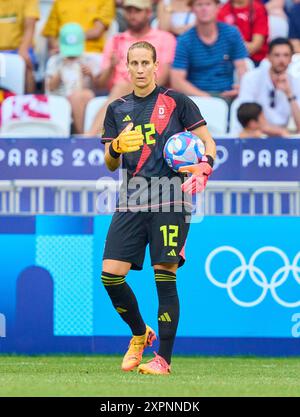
[101,86,206,211]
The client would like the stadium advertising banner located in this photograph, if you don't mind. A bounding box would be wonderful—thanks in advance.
[1,215,300,355]
[0,138,300,180]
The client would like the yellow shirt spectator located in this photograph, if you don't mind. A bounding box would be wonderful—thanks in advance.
[0,0,39,50]
[42,0,115,54]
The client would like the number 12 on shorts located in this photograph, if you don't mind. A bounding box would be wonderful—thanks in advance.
[160,225,179,247]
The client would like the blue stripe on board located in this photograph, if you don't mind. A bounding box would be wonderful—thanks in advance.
[1,336,300,355]
[36,216,94,235]
[0,216,36,234]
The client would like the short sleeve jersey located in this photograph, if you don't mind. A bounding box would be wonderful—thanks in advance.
[0,0,40,50]
[172,23,248,93]
[101,86,206,211]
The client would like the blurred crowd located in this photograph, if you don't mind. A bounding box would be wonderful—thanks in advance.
[0,0,300,138]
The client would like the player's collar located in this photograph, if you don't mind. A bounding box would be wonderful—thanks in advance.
[133,85,159,101]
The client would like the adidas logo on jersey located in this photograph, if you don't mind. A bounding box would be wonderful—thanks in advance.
[158,312,171,322]
[167,249,176,257]
[122,115,131,122]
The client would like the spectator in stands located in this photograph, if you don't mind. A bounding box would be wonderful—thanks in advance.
[288,0,300,53]
[218,0,269,66]
[265,0,288,41]
[238,38,300,136]
[156,0,196,36]
[45,23,100,134]
[170,0,248,100]
[237,102,266,138]
[87,0,176,136]
[0,0,39,93]
[42,0,115,56]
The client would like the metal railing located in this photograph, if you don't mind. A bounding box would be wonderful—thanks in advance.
[205,181,300,216]
[1,180,300,216]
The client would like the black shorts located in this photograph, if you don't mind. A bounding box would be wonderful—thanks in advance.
[103,211,190,270]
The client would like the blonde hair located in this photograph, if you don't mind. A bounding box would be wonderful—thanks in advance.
[188,0,219,5]
[127,41,157,63]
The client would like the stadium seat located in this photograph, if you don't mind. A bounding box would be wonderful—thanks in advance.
[0,53,25,94]
[84,96,108,133]
[189,96,229,136]
[228,98,242,136]
[288,116,297,133]
[268,15,289,41]
[0,95,71,137]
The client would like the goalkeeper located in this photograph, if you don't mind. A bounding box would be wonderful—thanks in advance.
[100,41,216,375]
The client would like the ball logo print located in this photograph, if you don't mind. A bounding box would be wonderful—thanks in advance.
[205,246,300,308]
[163,131,204,172]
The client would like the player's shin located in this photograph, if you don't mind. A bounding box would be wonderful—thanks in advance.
[154,269,179,365]
[101,272,146,335]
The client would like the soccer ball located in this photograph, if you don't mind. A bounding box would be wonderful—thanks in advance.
[163,131,205,172]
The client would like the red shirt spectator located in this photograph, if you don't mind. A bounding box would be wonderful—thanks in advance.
[218,0,269,64]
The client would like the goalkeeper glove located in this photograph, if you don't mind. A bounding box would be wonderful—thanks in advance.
[178,155,214,195]
[109,122,144,158]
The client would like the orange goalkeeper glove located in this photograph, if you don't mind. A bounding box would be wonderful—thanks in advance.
[178,155,214,195]
[110,122,144,157]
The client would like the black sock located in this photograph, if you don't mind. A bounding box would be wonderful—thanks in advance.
[101,271,146,336]
[154,269,179,365]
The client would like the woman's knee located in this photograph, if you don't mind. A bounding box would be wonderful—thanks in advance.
[102,259,132,276]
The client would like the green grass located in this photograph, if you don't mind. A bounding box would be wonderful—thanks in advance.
[0,355,300,397]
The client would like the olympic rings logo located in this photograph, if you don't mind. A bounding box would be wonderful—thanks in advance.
[205,246,300,308]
